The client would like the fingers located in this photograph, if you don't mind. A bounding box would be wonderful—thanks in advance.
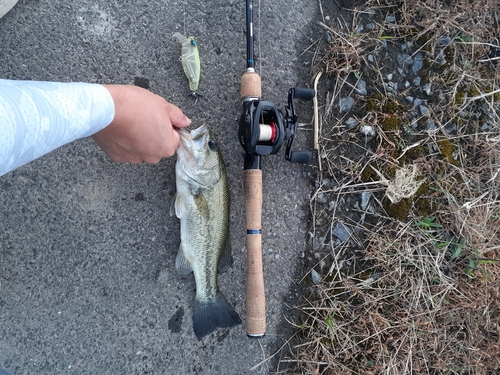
[163,127,181,159]
[95,84,191,165]
[167,102,191,129]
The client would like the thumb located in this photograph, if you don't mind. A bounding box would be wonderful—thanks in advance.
[168,104,191,129]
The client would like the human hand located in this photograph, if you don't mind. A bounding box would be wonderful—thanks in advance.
[92,84,191,164]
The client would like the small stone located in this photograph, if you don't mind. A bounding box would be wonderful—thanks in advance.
[345,117,359,129]
[268,248,274,253]
[419,105,429,115]
[332,222,352,242]
[360,125,375,137]
[405,96,414,104]
[427,121,436,131]
[356,80,367,95]
[436,49,447,66]
[413,98,422,108]
[316,192,327,203]
[386,15,396,22]
[412,52,423,73]
[445,123,458,135]
[413,76,421,86]
[360,192,372,210]
[405,81,411,89]
[422,83,431,95]
[274,253,280,260]
[386,73,393,81]
[339,97,355,112]
[397,53,413,67]
[311,269,321,284]
[481,123,491,131]
[328,201,335,211]
[367,54,374,62]
[438,36,452,46]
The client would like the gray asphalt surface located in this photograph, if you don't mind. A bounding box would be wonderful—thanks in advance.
[0,1,318,374]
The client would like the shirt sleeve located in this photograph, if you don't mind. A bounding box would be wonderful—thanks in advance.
[0,79,115,177]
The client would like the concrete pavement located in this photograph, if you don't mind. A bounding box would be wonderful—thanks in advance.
[0,1,318,373]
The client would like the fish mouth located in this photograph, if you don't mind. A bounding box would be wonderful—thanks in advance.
[177,123,218,188]
[178,123,209,152]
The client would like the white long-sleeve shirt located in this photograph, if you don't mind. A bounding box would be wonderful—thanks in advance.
[0,79,115,176]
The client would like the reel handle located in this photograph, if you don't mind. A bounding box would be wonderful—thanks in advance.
[289,150,312,164]
[244,168,266,338]
[292,87,315,101]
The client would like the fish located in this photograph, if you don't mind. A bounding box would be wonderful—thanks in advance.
[173,32,201,94]
[173,124,241,338]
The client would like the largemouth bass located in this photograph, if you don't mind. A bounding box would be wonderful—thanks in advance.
[174,124,241,338]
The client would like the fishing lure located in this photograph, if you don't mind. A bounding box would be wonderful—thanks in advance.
[173,32,201,97]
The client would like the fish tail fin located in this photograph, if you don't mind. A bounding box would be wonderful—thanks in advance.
[193,293,241,339]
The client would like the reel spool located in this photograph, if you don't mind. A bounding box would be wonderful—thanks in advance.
[238,87,315,163]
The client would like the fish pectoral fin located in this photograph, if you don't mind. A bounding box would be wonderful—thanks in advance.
[193,293,241,339]
[169,192,177,217]
[218,233,233,274]
[175,245,193,275]
[173,192,183,219]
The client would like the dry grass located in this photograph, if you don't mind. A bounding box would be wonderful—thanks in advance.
[283,0,500,374]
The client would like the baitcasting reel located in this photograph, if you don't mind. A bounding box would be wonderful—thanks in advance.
[238,87,315,163]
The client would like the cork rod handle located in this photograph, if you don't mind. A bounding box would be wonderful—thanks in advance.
[240,71,261,98]
[244,169,266,337]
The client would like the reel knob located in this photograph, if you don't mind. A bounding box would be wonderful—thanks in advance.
[288,150,312,164]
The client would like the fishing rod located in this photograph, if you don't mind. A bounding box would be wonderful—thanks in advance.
[239,0,315,338]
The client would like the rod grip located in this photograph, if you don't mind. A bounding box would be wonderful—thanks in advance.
[244,169,266,337]
[240,71,261,98]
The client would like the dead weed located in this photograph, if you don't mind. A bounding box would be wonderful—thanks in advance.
[284,0,500,374]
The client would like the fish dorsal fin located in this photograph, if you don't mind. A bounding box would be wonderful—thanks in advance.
[218,233,233,274]
[176,244,193,275]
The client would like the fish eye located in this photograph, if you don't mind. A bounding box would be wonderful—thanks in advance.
[208,140,218,151]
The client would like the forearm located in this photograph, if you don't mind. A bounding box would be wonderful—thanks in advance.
[0,79,115,176]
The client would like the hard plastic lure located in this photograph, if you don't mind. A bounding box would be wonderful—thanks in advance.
[173,32,201,95]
